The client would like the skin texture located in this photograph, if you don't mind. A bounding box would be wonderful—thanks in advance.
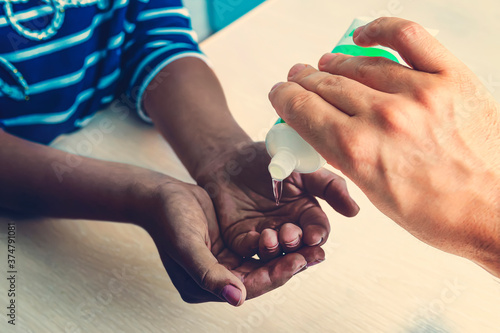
[268,17,500,277]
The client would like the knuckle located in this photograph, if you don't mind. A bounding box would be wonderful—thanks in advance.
[412,87,433,106]
[338,130,373,173]
[411,79,443,110]
[199,266,217,292]
[315,74,342,91]
[285,91,315,116]
[365,17,386,37]
[375,103,409,134]
[353,58,378,80]
[315,75,356,104]
[339,128,368,162]
[338,176,348,189]
[340,133,364,162]
[396,21,425,44]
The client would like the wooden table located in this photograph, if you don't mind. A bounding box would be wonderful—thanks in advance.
[1,0,500,332]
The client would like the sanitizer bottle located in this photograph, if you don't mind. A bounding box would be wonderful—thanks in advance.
[266,118,326,181]
[266,17,412,183]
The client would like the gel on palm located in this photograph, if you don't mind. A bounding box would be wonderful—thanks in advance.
[266,17,409,187]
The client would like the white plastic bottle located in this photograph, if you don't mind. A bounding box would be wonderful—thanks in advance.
[265,118,326,181]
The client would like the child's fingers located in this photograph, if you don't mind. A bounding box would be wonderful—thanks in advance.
[242,246,325,299]
[259,228,282,261]
[278,223,303,252]
[302,168,360,218]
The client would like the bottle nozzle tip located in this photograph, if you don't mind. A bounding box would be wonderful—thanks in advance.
[268,150,296,181]
[268,164,287,181]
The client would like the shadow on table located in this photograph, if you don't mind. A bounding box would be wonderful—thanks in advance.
[405,315,452,333]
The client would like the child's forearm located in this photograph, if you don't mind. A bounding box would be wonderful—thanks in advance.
[0,129,161,225]
[142,57,252,181]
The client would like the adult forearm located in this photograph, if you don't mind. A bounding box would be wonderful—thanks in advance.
[0,130,160,224]
[142,57,252,181]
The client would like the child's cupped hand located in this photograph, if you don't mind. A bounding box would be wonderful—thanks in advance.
[140,176,325,306]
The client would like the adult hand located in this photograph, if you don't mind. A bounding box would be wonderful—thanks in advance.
[141,177,325,305]
[195,141,359,260]
[268,17,500,276]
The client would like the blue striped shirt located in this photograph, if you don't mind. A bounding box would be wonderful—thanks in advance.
[0,0,207,144]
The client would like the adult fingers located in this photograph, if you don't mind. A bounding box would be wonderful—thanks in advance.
[301,168,360,218]
[287,63,385,115]
[317,53,422,93]
[352,17,460,73]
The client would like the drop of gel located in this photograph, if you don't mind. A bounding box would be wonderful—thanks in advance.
[272,178,283,206]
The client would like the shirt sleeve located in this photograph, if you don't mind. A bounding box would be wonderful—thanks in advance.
[121,0,210,123]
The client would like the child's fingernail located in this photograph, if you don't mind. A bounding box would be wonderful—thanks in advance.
[309,237,323,246]
[221,285,243,307]
[293,263,308,276]
[288,63,307,78]
[307,259,325,268]
[319,53,337,67]
[284,237,300,248]
[271,82,284,91]
[266,243,280,251]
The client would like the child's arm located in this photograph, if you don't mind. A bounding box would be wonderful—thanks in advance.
[0,129,154,222]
